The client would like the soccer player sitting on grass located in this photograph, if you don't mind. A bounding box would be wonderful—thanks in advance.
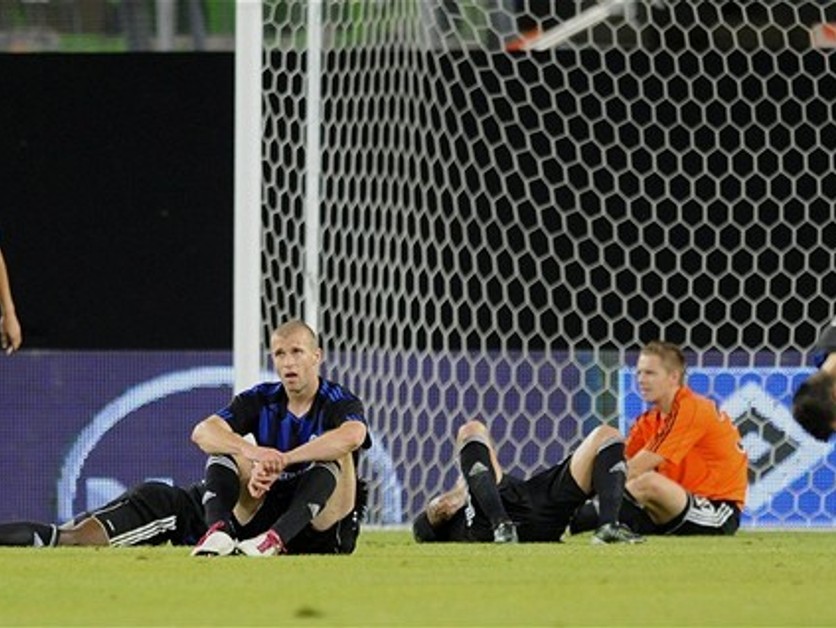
[412,418,644,545]
[190,320,370,557]
[792,317,836,441]
[572,341,748,536]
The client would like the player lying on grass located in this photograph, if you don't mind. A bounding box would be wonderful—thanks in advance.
[792,317,836,441]
[190,320,370,557]
[571,341,748,536]
[0,480,208,548]
[412,419,644,545]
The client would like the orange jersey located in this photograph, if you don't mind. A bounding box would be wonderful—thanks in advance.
[625,386,748,508]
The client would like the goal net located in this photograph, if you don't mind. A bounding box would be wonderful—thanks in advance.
[253,0,836,527]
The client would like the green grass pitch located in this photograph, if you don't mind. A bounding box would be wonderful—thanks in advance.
[1,530,834,626]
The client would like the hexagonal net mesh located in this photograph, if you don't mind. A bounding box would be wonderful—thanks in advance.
[259,0,836,526]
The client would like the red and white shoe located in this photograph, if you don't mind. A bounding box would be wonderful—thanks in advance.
[236,529,285,557]
[190,521,237,557]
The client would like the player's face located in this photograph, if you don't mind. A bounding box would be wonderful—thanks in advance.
[636,353,681,406]
[271,330,322,395]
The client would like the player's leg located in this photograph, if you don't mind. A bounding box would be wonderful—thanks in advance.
[0,521,62,547]
[456,420,517,542]
[568,425,643,543]
[625,471,689,524]
[237,456,348,556]
[54,518,110,546]
[192,451,255,556]
[627,472,740,535]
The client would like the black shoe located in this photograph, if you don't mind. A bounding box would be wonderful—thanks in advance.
[592,522,645,545]
[493,521,519,543]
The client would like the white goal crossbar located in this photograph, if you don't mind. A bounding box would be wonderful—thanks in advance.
[523,0,631,50]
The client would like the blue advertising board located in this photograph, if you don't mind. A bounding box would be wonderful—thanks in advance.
[0,352,830,528]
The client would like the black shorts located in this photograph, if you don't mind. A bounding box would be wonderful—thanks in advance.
[84,481,206,547]
[664,494,741,536]
[620,493,741,536]
[236,478,365,555]
[468,456,589,543]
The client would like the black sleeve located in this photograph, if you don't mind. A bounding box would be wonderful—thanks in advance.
[325,398,372,449]
[219,390,263,435]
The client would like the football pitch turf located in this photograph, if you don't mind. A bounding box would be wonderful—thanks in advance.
[1,530,834,626]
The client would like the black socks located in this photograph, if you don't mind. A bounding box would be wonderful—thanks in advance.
[460,440,509,527]
[203,454,241,534]
[0,522,58,547]
[273,462,339,543]
[591,438,627,526]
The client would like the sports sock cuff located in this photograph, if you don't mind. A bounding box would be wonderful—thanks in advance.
[205,454,239,474]
[596,436,625,454]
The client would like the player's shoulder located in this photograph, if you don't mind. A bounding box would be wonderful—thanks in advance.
[677,386,719,417]
[317,378,362,404]
[241,380,286,402]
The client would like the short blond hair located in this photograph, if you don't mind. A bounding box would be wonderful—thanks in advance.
[640,340,686,384]
[272,320,319,348]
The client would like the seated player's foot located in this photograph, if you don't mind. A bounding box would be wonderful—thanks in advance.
[591,522,645,545]
[190,521,237,557]
[237,529,285,557]
[493,520,519,543]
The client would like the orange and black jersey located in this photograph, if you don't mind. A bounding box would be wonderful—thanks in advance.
[625,386,748,508]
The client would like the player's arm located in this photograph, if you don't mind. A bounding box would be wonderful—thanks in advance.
[413,480,468,542]
[191,415,281,465]
[283,420,368,466]
[0,247,22,353]
[626,449,665,480]
[425,479,468,526]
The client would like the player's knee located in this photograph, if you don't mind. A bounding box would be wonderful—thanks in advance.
[456,419,488,444]
[313,460,341,481]
[626,472,665,503]
[588,424,621,447]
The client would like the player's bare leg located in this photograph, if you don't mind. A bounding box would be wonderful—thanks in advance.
[456,420,517,543]
[568,425,623,493]
[231,452,264,526]
[625,471,688,524]
[310,452,357,530]
[55,518,110,546]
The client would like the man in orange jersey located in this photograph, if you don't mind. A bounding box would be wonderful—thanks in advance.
[572,341,748,536]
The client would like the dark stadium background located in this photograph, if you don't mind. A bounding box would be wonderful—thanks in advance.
[0,53,233,349]
[0,26,831,353]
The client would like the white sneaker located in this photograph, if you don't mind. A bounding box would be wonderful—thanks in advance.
[236,529,285,557]
[191,522,237,557]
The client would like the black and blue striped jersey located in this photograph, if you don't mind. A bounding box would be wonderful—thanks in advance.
[216,377,369,479]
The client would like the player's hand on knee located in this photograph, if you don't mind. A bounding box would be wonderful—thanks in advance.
[248,461,280,498]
